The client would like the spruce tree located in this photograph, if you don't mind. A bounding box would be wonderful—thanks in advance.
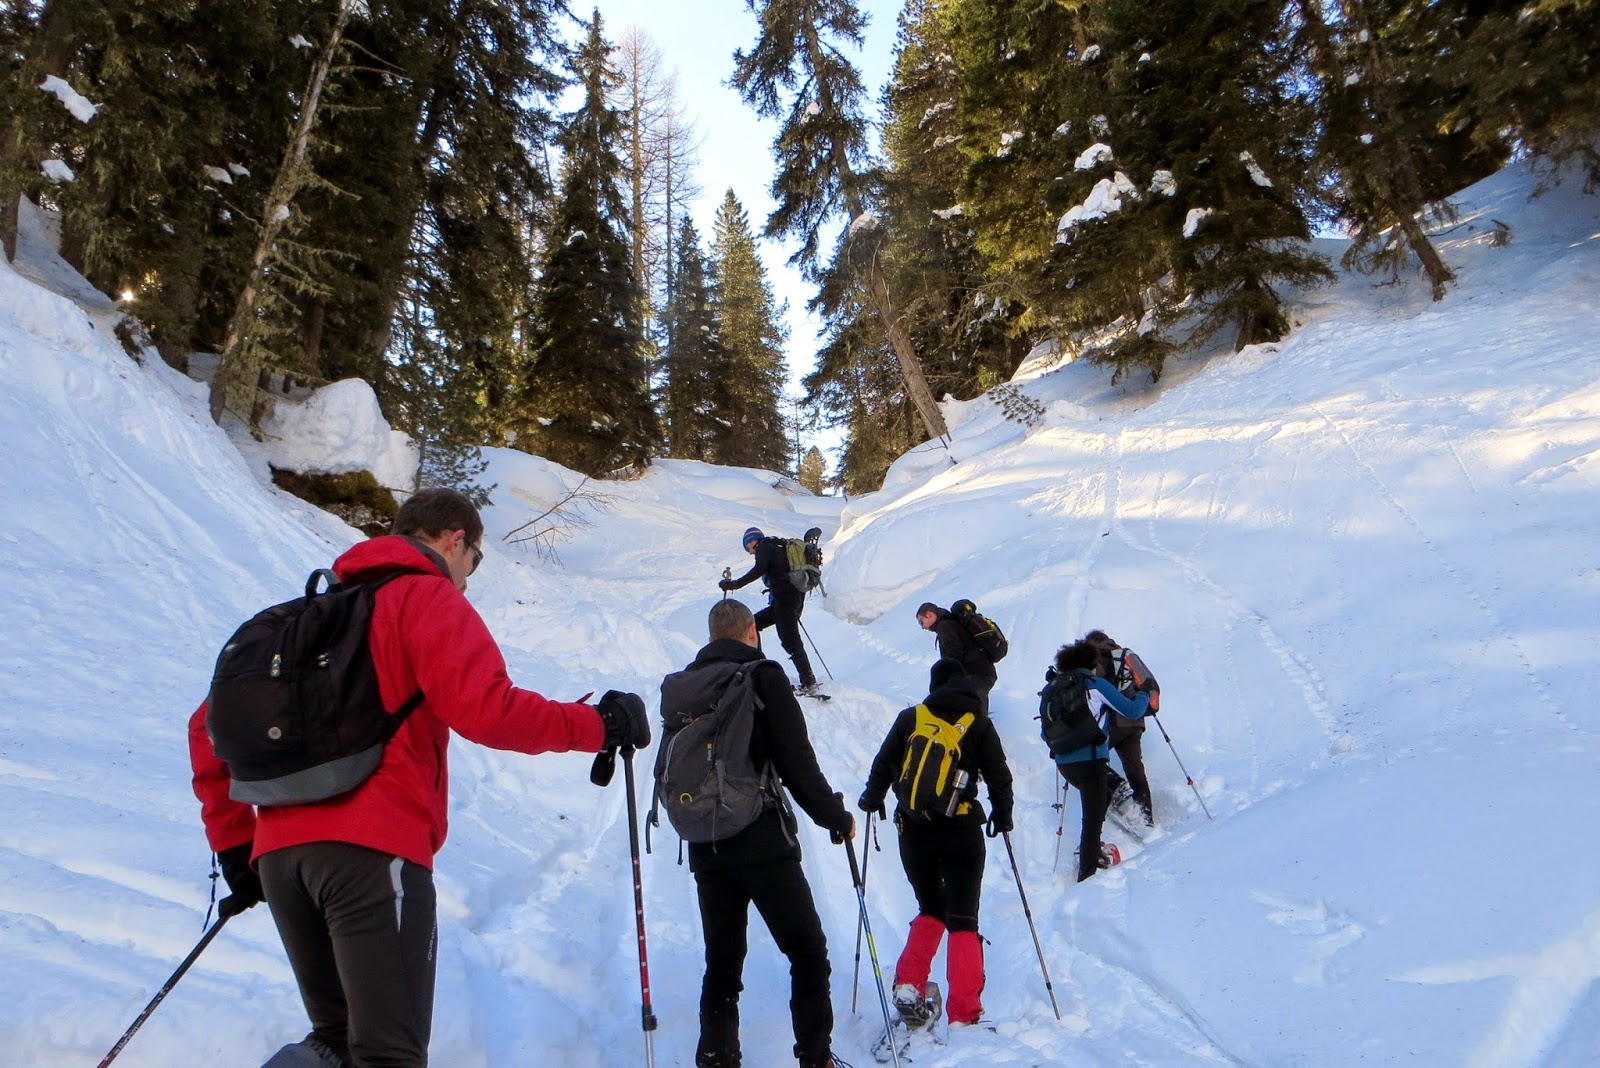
[660,216,722,460]
[522,10,658,476]
[710,189,790,472]
[733,0,949,442]
[797,445,827,493]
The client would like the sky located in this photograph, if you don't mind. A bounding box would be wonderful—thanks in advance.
[3,152,1599,1067]
[587,0,904,454]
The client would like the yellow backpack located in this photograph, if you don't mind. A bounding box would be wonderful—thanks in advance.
[894,704,977,817]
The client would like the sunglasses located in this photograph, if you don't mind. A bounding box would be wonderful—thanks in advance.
[465,538,483,576]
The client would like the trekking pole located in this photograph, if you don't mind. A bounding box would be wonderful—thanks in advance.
[1051,775,1068,874]
[797,619,834,681]
[1151,716,1213,820]
[621,748,659,1067]
[850,811,873,1013]
[844,832,902,1068]
[721,567,731,600]
[97,914,230,1067]
[999,831,1062,1021]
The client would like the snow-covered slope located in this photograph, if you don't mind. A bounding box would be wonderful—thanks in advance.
[2,157,1597,1068]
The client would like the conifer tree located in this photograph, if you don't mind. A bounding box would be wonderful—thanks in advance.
[660,216,722,459]
[522,10,658,476]
[797,444,826,493]
[733,0,948,443]
[710,189,790,472]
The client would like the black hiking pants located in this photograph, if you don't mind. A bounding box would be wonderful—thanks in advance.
[1104,719,1154,824]
[258,842,437,1068]
[694,857,833,1067]
[1058,759,1111,883]
[896,816,986,932]
[754,591,815,687]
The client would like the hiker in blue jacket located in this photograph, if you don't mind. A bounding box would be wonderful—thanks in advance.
[1050,639,1154,882]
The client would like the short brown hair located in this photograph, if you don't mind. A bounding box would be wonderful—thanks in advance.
[1084,629,1118,649]
[393,488,483,546]
[916,602,941,618]
[709,599,755,642]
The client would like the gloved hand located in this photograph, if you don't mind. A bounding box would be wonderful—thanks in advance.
[718,578,735,591]
[216,844,264,918]
[857,792,886,820]
[986,813,1014,837]
[597,690,651,751]
[829,812,857,845]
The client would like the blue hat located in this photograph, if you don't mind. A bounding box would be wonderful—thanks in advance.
[742,526,764,548]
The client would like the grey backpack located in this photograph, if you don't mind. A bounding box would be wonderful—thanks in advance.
[652,659,780,844]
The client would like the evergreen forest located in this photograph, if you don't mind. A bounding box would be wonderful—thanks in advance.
[3,0,1596,491]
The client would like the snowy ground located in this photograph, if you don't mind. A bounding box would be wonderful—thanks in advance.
[1,157,1598,1067]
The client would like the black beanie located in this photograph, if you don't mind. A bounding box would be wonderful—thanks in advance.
[929,657,966,691]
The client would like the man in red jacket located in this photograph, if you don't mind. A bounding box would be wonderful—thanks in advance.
[190,488,650,1068]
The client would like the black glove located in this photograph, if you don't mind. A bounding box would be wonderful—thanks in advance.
[718,578,735,591]
[597,690,651,751]
[986,813,1014,837]
[830,812,856,845]
[216,844,264,918]
[857,792,887,820]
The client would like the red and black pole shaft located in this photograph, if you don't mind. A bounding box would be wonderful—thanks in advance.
[621,748,658,1066]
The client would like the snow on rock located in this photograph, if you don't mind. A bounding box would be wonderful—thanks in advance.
[259,378,419,490]
[1150,169,1177,196]
[38,75,96,122]
[1053,120,1072,139]
[39,159,74,183]
[1075,142,1114,170]
[1082,44,1102,62]
[1240,150,1274,187]
[997,130,1024,157]
[1184,206,1215,238]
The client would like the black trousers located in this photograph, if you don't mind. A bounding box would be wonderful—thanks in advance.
[694,858,833,1067]
[754,592,814,686]
[1104,720,1154,823]
[1058,760,1111,882]
[896,817,986,932]
[258,842,437,1068]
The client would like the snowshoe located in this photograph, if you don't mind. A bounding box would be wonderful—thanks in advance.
[1099,842,1122,868]
[795,682,832,700]
[894,981,942,1031]
[1106,797,1151,841]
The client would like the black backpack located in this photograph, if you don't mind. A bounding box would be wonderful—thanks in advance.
[652,659,784,844]
[951,599,1008,662]
[206,567,425,806]
[1037,668,1106,756]
[783,527,825,594]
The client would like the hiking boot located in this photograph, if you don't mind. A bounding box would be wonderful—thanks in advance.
[795,681,824,698]
[800,1057,854,1068]
[1110,781,1135,809]
[893,981,942,1031]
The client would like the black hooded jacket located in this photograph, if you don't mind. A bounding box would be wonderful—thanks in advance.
[724,536,799,599]
[860,673,1014,828]
[927,609,998,687]
[670,638,852,872]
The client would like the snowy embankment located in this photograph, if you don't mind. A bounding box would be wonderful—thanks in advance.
[1,156,1598,1068]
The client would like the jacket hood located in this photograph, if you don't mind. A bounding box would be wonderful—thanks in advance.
[333,535,450,585]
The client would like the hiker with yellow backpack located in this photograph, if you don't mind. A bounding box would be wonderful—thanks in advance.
[856,658,1014,1036]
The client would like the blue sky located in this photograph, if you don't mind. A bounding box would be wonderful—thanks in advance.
[586,0,904,463]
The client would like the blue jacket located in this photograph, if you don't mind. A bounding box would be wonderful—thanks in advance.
[1053,671,1151,765]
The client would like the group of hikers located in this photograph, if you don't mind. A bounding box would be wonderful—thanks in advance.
[180,494,1166,1068]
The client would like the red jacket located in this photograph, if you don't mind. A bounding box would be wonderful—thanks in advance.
[190,535,607,870]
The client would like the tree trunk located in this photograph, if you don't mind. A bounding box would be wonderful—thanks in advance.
[210,4,351,425]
